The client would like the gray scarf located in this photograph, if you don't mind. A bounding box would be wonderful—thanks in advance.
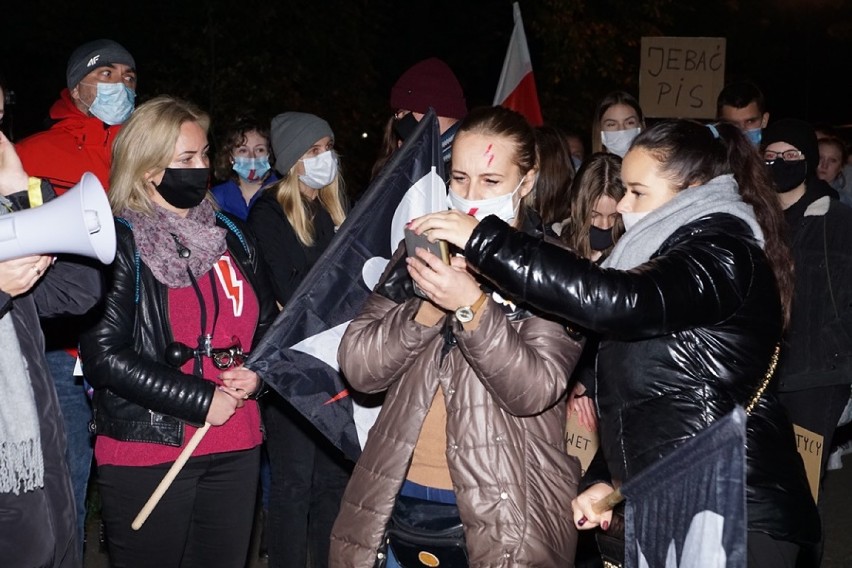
[602,174,763,271]
[123,200,227,288]
[0,199,43,495]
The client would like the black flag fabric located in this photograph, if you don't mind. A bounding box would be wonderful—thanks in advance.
[246,111,446,462]
[621,407,747,568]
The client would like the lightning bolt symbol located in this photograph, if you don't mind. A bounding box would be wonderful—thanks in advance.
[214,256,244,316]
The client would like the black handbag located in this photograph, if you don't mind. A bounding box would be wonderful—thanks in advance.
[376,494,468,568]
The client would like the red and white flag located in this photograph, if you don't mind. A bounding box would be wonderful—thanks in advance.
[493,2,544,126]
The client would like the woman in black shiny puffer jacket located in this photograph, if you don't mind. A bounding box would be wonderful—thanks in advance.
[412,119,820,566]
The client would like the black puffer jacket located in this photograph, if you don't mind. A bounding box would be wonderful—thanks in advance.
[464,213,820,545]
[79,213,278,446]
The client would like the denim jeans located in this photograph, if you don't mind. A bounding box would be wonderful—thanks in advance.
[45,349,93,553]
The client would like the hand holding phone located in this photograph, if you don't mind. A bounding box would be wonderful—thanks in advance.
[404,227,449,298]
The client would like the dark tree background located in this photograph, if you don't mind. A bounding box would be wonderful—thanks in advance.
[2,0,851,196]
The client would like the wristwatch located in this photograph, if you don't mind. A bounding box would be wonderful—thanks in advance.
[454,292,488,323]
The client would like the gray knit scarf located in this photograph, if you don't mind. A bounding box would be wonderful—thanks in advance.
[122,200,227,288]
[0,198,43,495]
[602,174,764,271]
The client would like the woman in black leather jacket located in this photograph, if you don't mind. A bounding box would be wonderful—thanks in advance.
[411,119,820,566]
[79,96,277,567]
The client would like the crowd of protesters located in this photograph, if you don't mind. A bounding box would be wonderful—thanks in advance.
[2,36,852,568]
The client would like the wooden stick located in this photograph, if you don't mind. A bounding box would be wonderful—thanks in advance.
[592,487,624,515]
[131,422,211,530]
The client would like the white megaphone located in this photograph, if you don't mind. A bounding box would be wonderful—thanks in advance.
[0,172,116,264]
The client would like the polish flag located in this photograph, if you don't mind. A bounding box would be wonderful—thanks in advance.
[493,2,544,126]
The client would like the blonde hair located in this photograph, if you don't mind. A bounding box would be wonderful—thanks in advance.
[272,160,347,247]
[109,95,211,216]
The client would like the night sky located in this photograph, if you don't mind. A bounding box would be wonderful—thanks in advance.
[3,0,851,190]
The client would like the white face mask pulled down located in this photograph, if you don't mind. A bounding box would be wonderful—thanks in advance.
[601,127,641,158]
[299,150,339,189]
[447,176,525,224]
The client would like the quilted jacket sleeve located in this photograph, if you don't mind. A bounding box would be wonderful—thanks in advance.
[454,298,583,416]
[338,293,443,394]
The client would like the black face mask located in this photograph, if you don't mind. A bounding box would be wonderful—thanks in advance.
[392,112,419,141]
[769,160,808,193]
[589,225,614,251]
[153,167,210,209]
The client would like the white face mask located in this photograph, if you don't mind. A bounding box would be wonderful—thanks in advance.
[601,127,641,158]
[447,177,524,223]
[299,150,338,189]
[620,210,650,232]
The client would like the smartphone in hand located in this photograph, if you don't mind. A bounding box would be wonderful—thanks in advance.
[404,227,449,298]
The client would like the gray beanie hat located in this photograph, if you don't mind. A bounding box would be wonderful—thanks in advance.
[66,39,136,90]
[270,112,334,175]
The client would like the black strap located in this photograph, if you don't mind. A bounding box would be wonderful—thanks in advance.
[187,268,220,377]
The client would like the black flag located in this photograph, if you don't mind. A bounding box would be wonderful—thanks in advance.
[621,407,747,567]
[247,111,446,462]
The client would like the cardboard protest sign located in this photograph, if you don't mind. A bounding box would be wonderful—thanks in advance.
[639,37,726,119]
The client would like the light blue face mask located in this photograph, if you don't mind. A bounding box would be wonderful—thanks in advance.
[84,82,136,125]
[744,128,762,146]
[232,156,271,182]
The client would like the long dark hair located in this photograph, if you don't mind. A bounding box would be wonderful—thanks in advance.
[630,119,794,327]
[534,124,575,226]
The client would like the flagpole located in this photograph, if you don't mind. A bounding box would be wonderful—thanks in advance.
[592,487,624,515]
[131,422,211,530]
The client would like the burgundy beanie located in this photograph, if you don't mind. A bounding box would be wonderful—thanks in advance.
[390,58,467,120]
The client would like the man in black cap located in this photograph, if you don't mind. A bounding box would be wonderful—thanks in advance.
[16,38,136,194]
[13,38,137,558]
[763,118,852,566]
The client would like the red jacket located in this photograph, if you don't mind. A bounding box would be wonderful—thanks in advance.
[15,89,121,194]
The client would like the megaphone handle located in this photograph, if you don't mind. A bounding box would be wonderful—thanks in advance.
[131,422,211,530]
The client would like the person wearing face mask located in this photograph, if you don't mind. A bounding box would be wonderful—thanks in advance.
[248,111,351,568]
[716,80,769,147]
[330,106,581,568]
[13,37,138,554]
[412,119,820,567]
[16,39,137,194]
[78,96,277,567]
[591,90,645,159]
[211,118,279,221]
[370,57,468,182]
[760,118,852,567]
[558,152,626,446]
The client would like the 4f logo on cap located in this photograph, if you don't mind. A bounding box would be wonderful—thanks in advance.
[87,55,101,68]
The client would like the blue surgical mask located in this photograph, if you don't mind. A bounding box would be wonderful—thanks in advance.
[571,156,583,171]
[83,82,136,125]
[744,128,762,146]
[232,156,271,182]
[447,176,525,223]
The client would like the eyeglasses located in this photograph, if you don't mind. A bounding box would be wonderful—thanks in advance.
[764,149,804,164]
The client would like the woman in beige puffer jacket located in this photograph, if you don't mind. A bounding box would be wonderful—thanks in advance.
[329,106,583,567]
